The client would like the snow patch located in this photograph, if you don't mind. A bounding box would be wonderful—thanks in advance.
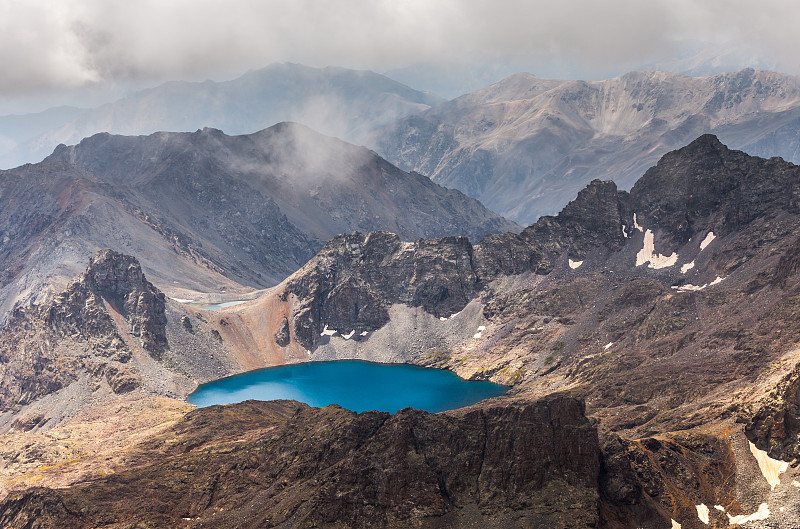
[726,503,770,524]
[568,259,583,269]
[700,232,716,251]
[636,229,678,269]
[604,342,613,350]
[360,331,368,337]
[680,261,695,273]
[792,480,800,487]
[320,325,337,337]
[439,316,448,321]
[672,276,725,292]
[749,441,789,491]
[671,519,681,529]
[477,326,486,331]
[633,213,643,232]
[622,225,629,238]
[714,505,726,512]
[696,504,710,525]
[473,326,485,339]
[342,330,355,340]
[170,297,194,303]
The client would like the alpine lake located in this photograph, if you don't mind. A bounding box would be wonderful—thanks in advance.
[188,360,508,413]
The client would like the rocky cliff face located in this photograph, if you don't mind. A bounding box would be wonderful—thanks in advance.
[0,397,601,528]
[278,176,636,350]
[368,68,800,224]
[284,231,480,349]
[0,249,165,413]
[746,363,800,461]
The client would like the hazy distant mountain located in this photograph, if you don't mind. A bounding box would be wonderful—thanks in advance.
[649,41,779,77]
[0,63,443,169]
[0,106,87,161]
[368,68,800,224]
[0,123,516,318]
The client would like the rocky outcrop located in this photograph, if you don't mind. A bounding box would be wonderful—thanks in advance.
[630,134,800,244]
[273,316,290,347]
[286,231,480,349]
[45,249,167,357]
[0,250,167,413]
[0,396,602,528]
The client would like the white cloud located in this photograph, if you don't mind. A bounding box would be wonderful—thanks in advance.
[1,0,799,99]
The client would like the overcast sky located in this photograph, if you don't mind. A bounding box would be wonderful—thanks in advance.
[0,0,798,112]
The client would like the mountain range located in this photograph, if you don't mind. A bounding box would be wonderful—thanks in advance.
[0,63,443,170]
[10,64,800,236]
[368,68,800,224]
[0,122,516,320]
[3,136,800,527]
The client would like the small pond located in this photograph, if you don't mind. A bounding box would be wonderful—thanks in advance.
[188,360,508,413]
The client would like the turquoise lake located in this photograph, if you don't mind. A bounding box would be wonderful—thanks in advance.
[188,360,508,413]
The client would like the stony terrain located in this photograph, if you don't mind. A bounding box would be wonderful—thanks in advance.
[368,68,800,224]
[0,122,516,321]
[4,136,800,527]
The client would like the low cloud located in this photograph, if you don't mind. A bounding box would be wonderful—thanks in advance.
[1,0,799,98]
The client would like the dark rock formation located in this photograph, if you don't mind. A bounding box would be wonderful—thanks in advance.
[287,231,481,349]
[283,180,638,349]
[0,396,601,528]
[0,250,168,412]
[630,133,800,244]
[273,316,290,346]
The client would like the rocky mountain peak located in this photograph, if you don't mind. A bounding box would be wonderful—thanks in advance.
[554,179,628,243]
[630,133,800,242]
[45,249,167,357]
